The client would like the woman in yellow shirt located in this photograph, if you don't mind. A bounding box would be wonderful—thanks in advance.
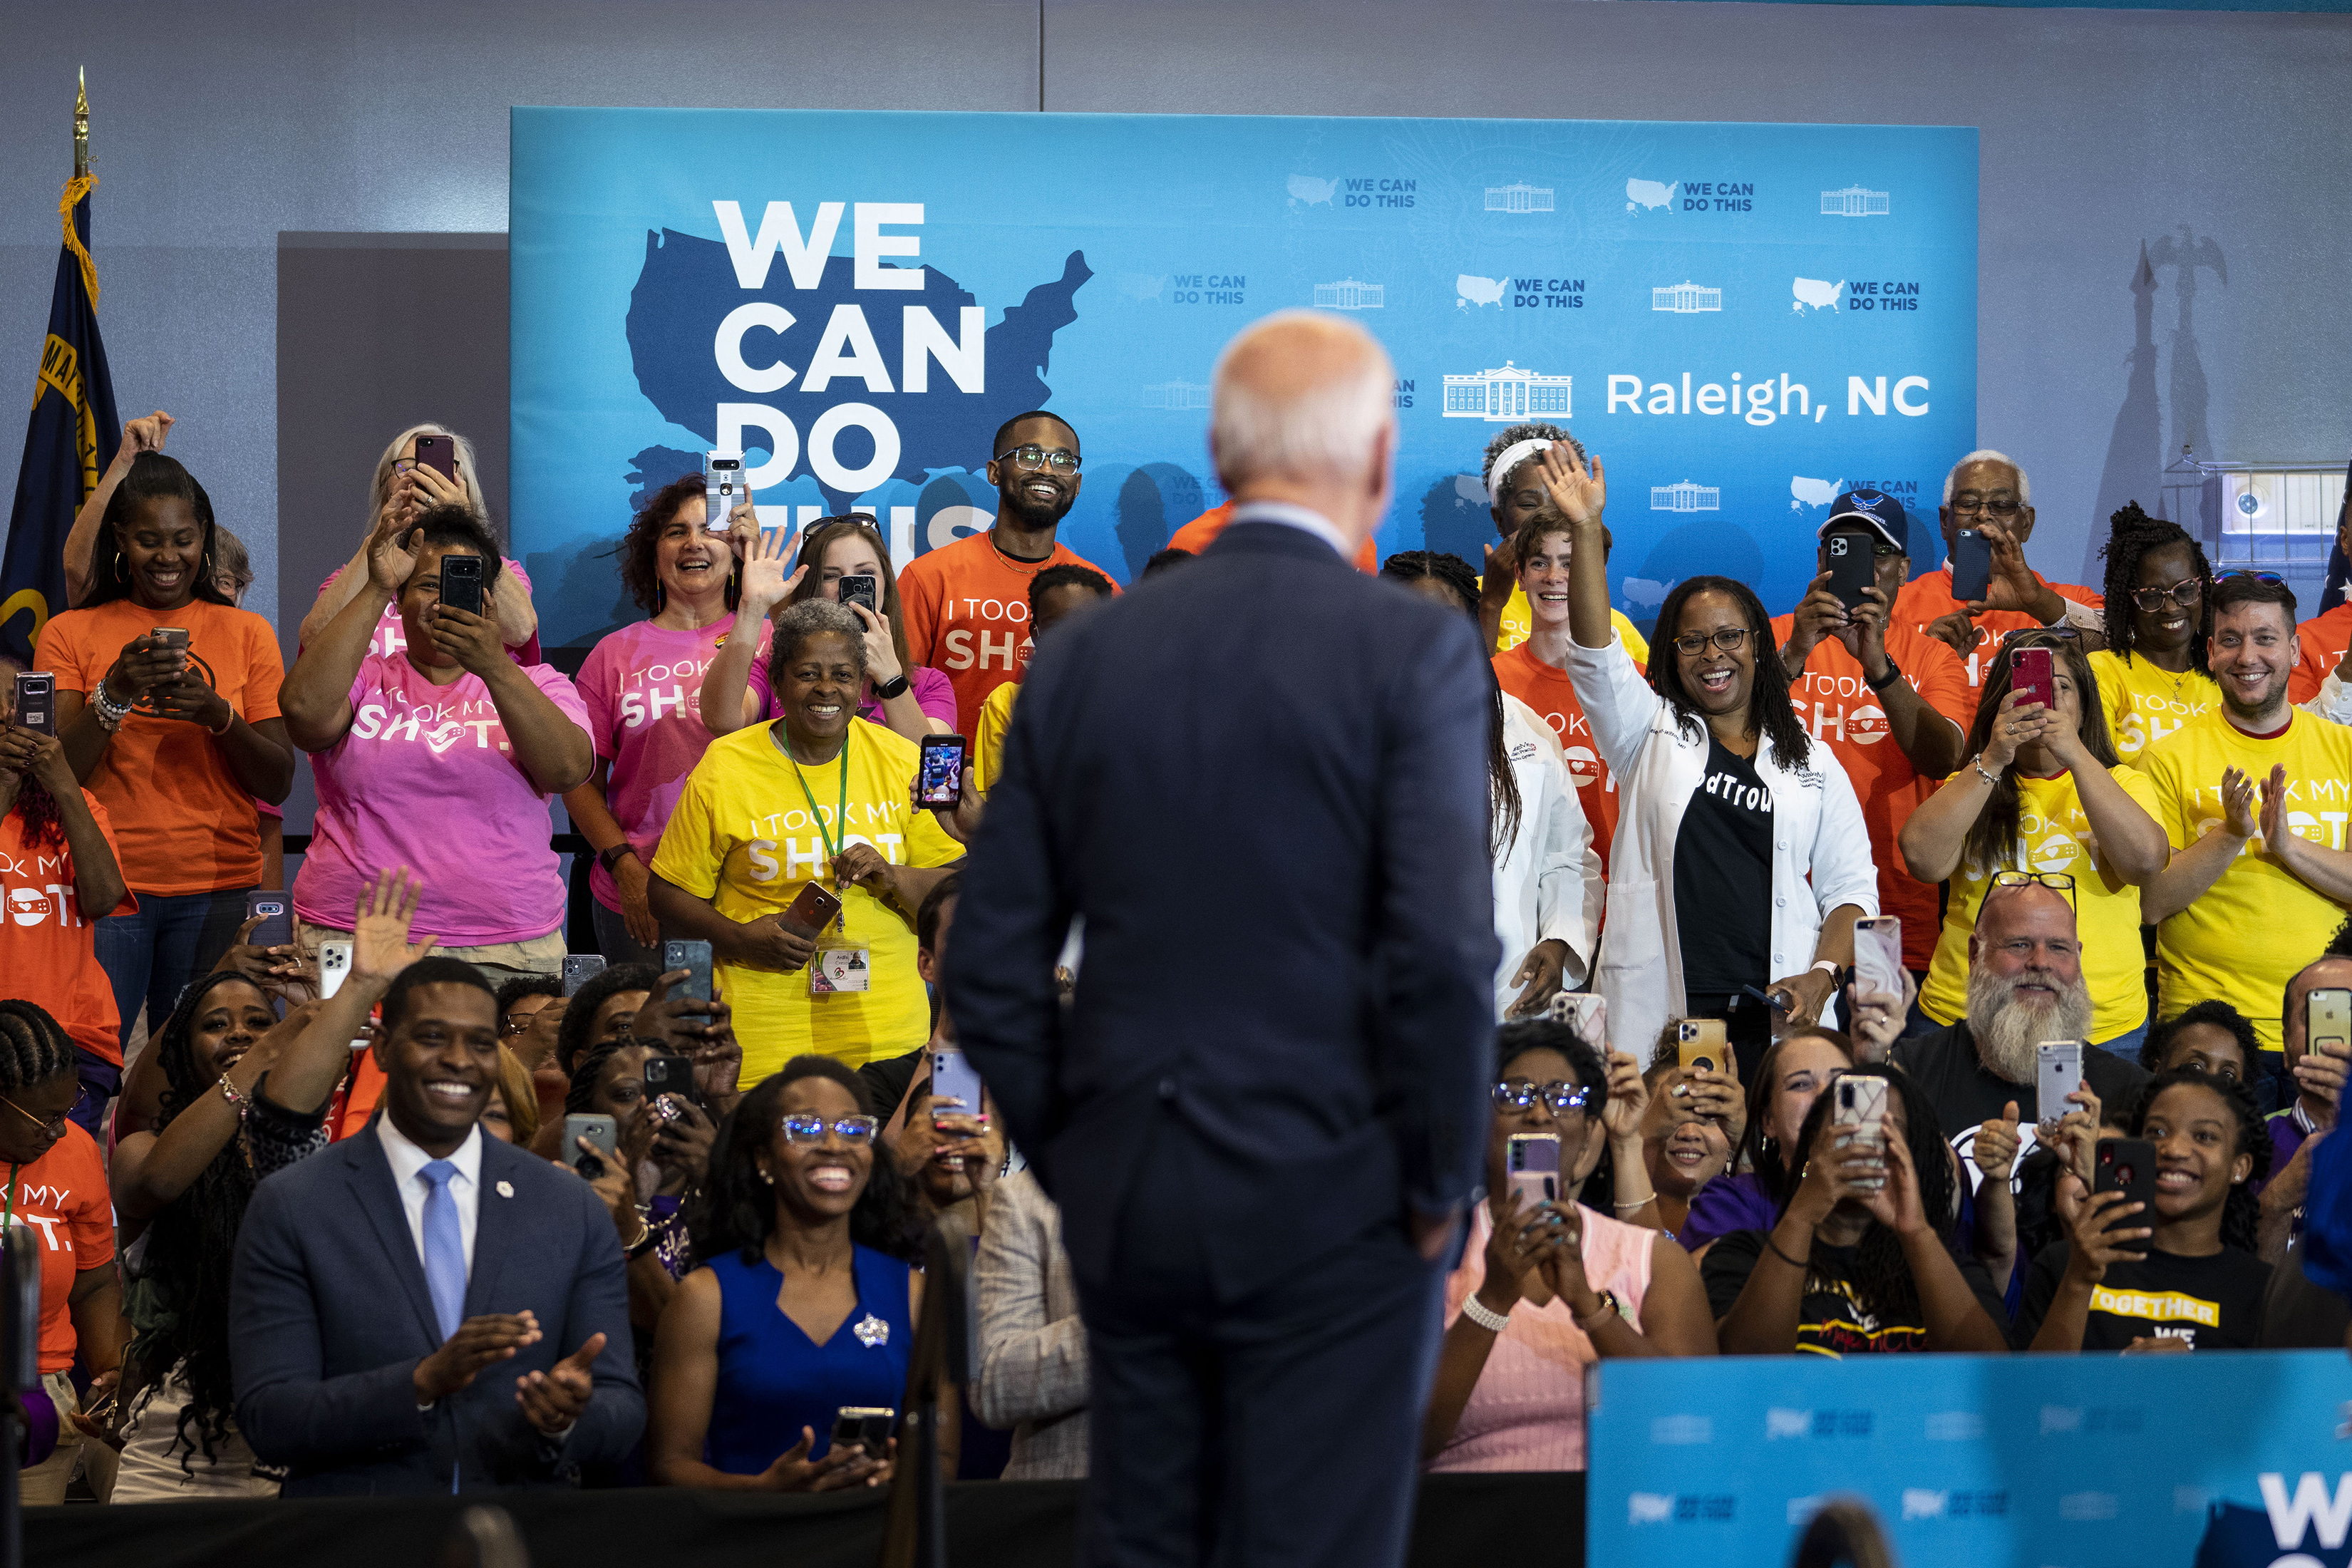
[651,599,961,1076]
[2089,504,2219,767]
[1899,632,2170,1053]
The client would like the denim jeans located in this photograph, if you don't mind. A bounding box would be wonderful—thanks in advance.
[95,887,253,1056]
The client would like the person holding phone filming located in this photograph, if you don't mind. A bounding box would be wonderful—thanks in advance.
[652,599,961,1079]
[1548,441,1878,1070]
[279,503,594,976]
[1422,1021,1714,1472]
[36,452,295,1088]
[1897,450,2104,690]
[1899,633,2168,1054]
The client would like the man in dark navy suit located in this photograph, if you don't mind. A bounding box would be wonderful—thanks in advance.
[231,955,641,1494]
[949,311,1497,1568]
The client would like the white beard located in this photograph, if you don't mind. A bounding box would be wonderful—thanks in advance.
[1967,964,2096,1082]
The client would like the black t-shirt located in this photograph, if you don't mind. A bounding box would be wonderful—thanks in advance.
[1892,1020,2150,1143]
[1701,1228,2009,1356]
[855,1046,925,1121]
[2013,1241,2271,1351]
[1674,737,1774,996]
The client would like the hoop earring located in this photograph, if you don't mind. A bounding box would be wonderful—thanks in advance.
[115,557,129,584]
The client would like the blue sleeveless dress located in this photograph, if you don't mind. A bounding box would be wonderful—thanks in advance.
[705,1243,914,1472]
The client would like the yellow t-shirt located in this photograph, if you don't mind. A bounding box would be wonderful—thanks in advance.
[973,681,1018,796]
[1920,765,2160,1044]
[2140,709,2352,1051]
[2090,651,2219,770]
[651,718,961,1076]
[1489,577,1650,663]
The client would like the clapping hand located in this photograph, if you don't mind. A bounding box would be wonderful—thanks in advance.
[515,1332,607,1436]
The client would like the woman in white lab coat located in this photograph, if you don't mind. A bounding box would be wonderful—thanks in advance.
[1531,448,1877,1068]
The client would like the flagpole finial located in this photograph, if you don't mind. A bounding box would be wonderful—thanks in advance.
[74,68,89,179]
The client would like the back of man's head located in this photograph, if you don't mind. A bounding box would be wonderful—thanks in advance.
[1209,311,1394,498]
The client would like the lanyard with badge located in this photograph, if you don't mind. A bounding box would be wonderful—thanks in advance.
[791,751,871,996]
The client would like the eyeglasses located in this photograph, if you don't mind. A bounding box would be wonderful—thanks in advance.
[1493,1079,1593,1115]
[1990,870,2077,908]
[1949,495,2023,517]
[2220,572,2287,587]
[391,460,416,475]
[2130,578,2204,612]
[1670,627,1753,658]
[1998,626,2080,647]
[780,1113,880,1145]
[0,1095,66,1138]
[994,445,1081,475]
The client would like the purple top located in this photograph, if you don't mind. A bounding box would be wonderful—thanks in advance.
[748,658,957,733]
[2264,1110,2306,1197]
[1680,1172,1778,1251]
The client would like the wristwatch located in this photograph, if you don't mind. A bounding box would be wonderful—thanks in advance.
[872,671,912,701]
[598,842,638,875]
[1864,656,1904,693]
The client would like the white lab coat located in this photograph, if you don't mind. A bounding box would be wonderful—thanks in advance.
[1564,631,1879,1057]
[1491,696,1604,1019]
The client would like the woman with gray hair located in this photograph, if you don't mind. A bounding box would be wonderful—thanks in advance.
[650,598,962,1078]
[296,421,542,658]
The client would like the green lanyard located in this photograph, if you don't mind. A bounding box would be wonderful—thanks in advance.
[791,747,850,936]
[2,1162,16,1232]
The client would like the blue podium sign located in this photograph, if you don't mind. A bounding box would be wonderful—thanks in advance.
[512,108,1975,650]
[1587,1351,2352,1566]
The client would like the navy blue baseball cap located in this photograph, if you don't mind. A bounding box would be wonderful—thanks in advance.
[1820,488,1909,557]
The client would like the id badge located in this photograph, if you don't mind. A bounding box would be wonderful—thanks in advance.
[811,947,872,994]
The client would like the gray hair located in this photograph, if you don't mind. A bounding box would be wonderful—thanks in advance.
[768,598,869,687]
[1210,310,1395,488]
[1943,449,2031,506]
[368,422,491,532]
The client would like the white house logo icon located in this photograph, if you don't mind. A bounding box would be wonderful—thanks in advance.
[1653,481,1721,513]
[1821,185,1890,217]
[1652,282,1722,314]
[1443,361,1572,421]
[1485,182,1555,213]
[1793,278,1845,313]
[1626,179,1678,212]
[1456,274,1507,309]
[1142,381,1211,411]
[1287,175,1339,207]
[1790,477,1845,510]
[1313,278,1385,310]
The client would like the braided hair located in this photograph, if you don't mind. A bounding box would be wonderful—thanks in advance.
[1651,576,1811,768]
[691,1058,923,1266]
[2098,502,2212,671]
[0,999,75,1091]
[2139,999,2258,1077]
[1379,551,1522,857]
[142,972,274,1471]
[2127,1068,2269,1254]
[1779,1064,1956,1329]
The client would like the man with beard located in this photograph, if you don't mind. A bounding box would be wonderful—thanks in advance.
[1892,880,2147,1175]
[897,411,1116,725]
[2142,574,2352,1053]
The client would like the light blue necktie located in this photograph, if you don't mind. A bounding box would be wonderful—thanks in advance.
[418,1160,466,1341]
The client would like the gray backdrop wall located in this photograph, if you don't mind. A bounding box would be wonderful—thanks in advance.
[4,0,2347,647]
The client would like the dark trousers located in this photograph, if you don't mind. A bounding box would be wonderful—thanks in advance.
[94,885,251,1053]
[1073,1115,1444,1568]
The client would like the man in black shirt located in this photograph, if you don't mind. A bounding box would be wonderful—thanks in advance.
[1893,881,2147,1180]
[857,875,961,1120]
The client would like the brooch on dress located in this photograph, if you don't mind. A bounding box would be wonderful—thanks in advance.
[853,1313,889,1348]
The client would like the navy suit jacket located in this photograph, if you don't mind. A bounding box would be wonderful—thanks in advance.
[946,518,1499,1301]
[229,1121,643,1495]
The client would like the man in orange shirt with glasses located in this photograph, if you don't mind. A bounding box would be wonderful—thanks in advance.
[1896,450,2104,691]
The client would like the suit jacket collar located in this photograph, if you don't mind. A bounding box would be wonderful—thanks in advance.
[345,1123,444,1347]
[1205,517,1354,569]
[464,1135,528,1318]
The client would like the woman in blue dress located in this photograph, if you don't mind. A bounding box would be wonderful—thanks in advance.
[649,1055,924,1489]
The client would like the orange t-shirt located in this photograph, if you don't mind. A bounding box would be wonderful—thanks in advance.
[33,597,285,894]
[5,1123,115,1373]
[2290,604,2352,705]
[1768,615,1975,972]
[896,531,1118,721]
[1892,567,2103,692]
[1167,504,1380,572]
[2,794,137,1067]
[1492,642,1637,875]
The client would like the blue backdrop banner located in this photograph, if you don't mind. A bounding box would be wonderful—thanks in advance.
[512,108,1976,651]
[1588,1350,2352,1566]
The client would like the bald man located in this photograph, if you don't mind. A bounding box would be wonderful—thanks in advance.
[949,311,1496,1568]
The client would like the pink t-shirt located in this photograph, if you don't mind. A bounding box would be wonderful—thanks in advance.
[574,618,751,912]
[292,651,591,944]
[747,658,957,733]
[318,557,541,664]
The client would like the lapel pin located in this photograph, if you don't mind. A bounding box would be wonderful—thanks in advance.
[496,1180,515,1198]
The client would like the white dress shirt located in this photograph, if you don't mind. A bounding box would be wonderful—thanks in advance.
[377,1117,483,1280]
[1229,499,1353,559]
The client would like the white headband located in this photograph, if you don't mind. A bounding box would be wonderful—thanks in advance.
[1487,438,1552,505]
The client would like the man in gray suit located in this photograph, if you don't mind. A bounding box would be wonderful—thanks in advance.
[949,311,1497,1568]
[231,956,641,1494]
